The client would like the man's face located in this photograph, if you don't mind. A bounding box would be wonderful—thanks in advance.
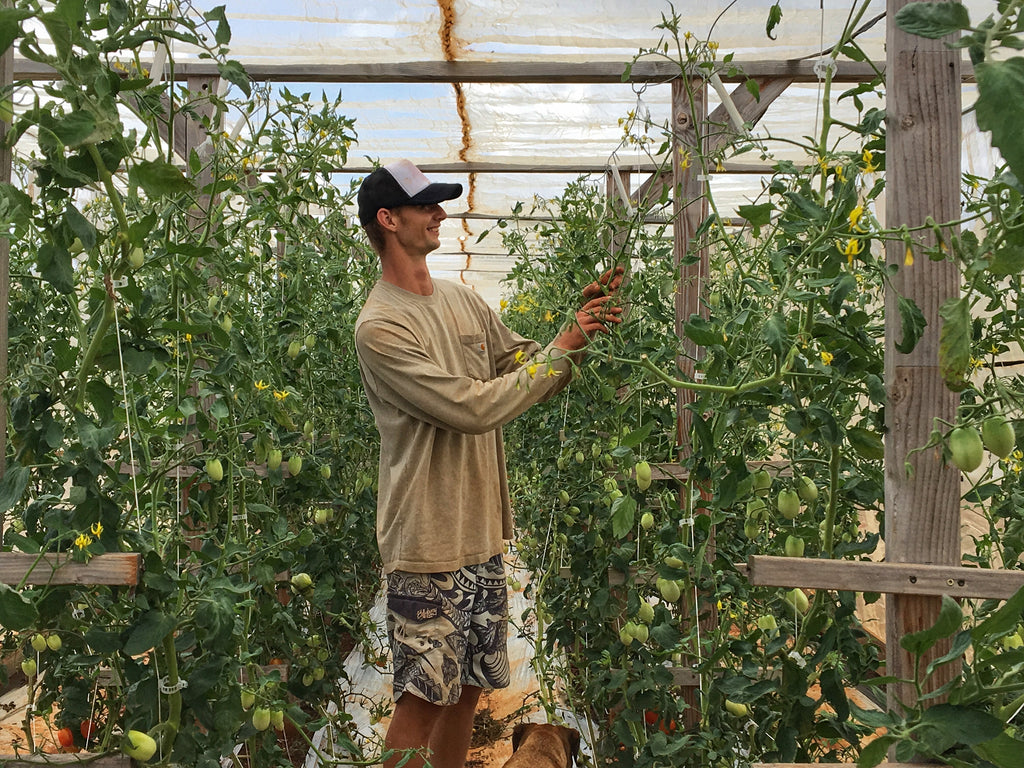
[389,203,447,256]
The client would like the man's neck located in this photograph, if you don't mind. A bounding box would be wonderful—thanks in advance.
[380,251,434,296]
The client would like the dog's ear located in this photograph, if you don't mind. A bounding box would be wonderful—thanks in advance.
[511,722,532,752]
[566,727,581,765]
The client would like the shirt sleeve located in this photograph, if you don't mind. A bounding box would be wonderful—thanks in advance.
[355,316,575,435]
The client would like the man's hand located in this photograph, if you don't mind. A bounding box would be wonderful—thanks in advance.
[553,294,623,352]
[582,265,625,302]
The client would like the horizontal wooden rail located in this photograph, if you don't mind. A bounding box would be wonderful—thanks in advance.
[9,59,904,84]
[0,553,142,587]
[743,556,1024,600]
[751,764,935,768]
[0,755,131,766]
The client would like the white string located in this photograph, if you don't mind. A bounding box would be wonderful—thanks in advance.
[110,285,144,535]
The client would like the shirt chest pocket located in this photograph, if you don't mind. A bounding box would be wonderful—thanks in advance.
[459,332,491,380]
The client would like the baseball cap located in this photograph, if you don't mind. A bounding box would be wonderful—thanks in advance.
[357,159,463,226]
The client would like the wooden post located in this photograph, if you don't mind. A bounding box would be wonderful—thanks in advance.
[0,0,13,512]
[884,0,963,711]
[671,77,717,730]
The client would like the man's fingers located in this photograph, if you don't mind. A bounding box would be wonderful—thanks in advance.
[582,266,626,299]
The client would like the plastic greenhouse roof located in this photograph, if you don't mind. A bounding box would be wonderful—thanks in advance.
[13,0,998,306]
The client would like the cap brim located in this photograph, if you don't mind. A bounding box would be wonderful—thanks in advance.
[407,182,463,206]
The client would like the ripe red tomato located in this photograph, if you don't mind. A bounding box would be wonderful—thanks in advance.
[80,719,97,740]
[57,727,75,751]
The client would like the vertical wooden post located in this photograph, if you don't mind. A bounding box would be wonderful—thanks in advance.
[0,3,13,508]
[672,77,715,730]
[884,0,962,710]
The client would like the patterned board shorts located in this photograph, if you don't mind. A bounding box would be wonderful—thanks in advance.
[385,553,510,706]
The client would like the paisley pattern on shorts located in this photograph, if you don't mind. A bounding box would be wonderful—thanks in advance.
[386,554,509,705]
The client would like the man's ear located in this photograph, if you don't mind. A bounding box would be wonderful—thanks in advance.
[376,207,398,232]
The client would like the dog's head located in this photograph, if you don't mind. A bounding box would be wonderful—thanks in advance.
[511,722,581,767]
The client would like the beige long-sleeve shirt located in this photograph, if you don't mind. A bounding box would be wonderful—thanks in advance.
[355,279,574,573]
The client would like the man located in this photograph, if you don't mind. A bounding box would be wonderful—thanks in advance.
[354,159,621,768]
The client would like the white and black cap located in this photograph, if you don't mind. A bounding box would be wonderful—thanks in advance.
[357,159,463,226]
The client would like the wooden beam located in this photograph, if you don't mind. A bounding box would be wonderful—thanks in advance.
[751,764,935,768]
[7,58,974,85]
[0,756,131,767]
[884,0,964,713]
[744,556,1024,600]
[0,553,142,586]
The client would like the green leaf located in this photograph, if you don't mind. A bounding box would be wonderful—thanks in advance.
[0,7,32,56]
[989,244,1024,276]
[973,731,1024,768]
[895,2,971,39]
[610,494,637,539]
[0,464,29,516]
[744,78,760,101]
[765,2,783,40]
[0,582,38,630]
[0,182,33,232]
[37,243,75,294]
[217,60,251,98]
[938,296,972,391]
[857,735,896,768]
[900,594,963,656]
[64,204,97,251]
[124,610,177,655]
[204,5,232,46]
[683,317,727,347]
[737,202,774,228]
[52,111,97,147]
[972,582,1024,642]
[976,58,1024,183]
[895,295,926,354]
[920,704,1004,746]
[83,626,121,653]
[129,159,195,199]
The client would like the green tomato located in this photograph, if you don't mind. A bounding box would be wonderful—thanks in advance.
[128,246,145,269]
[776,489,801,520]
[46,634,62,652]
[724,699,749,717]
[205,458,224,482]
[320,464,331,479]
[219,314,233,332]
[751,468,772,496]
[267,449,283,471]
[657,578,681,603]
[21,658,36,676]
[290,572,314,593]
[635,460,652,491]
[640,512,655,531]
[637,601,655,625]
[949,426,984,472]
[288,455,303,475]
[271,710,285,731]
[796,475,818,503]
[756,614,778,632]
[287,340,302,359]
[240,689,256,710]
[784,587,810,614]
[31,633,47,653]
[784,534,805,557]
[982,415,1016,459]
[123,730,158,761]
[251,708,272,731]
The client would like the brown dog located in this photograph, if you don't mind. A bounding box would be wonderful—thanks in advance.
[503,722,580,768]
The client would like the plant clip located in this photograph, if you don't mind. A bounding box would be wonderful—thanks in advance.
[111,277,128,290]
[679,516,695,527]
[813,57,838,80]
[159,676,188,694]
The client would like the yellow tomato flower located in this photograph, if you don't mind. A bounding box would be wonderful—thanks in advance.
[820,350,834,366]
[273,389,289,401]
[514,350,528,365]
[544,310,554,323]
[545,366,561,378]
[862,148,877,173]
[843,238,862,264]
[74,533,93,550]
[904,245,914,266]
[90,522,103,537]
[835,164,846,182]
[527,364,539,377]
[500,299,508,311]
[848,205,864,230]
[184,333,192,343]
[255,380,269,391]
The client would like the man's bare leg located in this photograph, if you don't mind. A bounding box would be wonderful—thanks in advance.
[383,686,482,768]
